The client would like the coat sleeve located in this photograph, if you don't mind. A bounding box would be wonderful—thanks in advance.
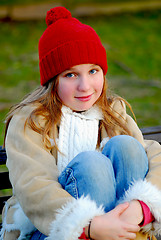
[112,100,161,236]
[4,106,104,239]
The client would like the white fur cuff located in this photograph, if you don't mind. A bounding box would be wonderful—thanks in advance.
[118,179,161,236]
[46,196,105,240]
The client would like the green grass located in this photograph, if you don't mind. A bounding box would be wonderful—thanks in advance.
[82,12,161,127]
[0,11,161,145]
[83,11,161,79]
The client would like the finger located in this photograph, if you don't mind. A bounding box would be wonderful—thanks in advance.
[124,232,137,240]
[118,229,137,240]
[124,223,140,233]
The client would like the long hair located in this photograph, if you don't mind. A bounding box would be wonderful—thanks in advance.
[97,77,134,141]
[4,77,62,149]
[4,76,134,150]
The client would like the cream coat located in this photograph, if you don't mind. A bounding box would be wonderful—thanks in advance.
[1,100,161,240]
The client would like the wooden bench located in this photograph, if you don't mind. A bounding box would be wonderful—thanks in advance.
[0,125,161,225]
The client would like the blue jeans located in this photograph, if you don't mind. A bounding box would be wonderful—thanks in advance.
[30,135,148,239]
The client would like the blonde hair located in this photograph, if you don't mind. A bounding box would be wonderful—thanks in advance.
[96,78,134,142]
[4,76,134,149]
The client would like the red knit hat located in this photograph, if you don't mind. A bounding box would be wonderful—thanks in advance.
[39,6,108,86]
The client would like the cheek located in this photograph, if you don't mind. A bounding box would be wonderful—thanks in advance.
[95,77,104,94]
[57,81,73,102]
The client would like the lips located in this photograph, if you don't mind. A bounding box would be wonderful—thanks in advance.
[75,93,93,102]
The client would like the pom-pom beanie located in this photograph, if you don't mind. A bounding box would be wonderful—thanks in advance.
[39,6,108,86]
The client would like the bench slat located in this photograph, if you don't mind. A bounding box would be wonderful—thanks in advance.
[143,133,161,144]
[0,172,12,190]
[141,126,161,135]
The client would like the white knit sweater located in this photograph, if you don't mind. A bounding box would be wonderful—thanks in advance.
[57,105,104,173]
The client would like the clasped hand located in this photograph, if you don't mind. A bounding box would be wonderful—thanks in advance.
[86,200,143,240]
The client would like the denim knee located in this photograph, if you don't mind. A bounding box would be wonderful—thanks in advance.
[58,151,116,211]
[102,135,149,199]
[102,135,148,174]
[59,151,115,182]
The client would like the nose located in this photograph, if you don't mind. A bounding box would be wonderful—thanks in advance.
[77,75,90,92]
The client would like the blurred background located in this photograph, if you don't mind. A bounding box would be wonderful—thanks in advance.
[0,0,161,145]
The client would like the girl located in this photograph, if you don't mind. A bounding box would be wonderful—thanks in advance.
[1,6,161,240]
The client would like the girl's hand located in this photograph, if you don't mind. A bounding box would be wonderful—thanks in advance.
[120,200,143,225]
[85,202,140,240]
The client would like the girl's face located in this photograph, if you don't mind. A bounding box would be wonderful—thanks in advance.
[57,64,104,111]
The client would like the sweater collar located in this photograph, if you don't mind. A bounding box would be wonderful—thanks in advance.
[61,105,103,120]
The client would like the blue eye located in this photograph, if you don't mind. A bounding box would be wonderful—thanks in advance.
[90,69,97,74]
[65,73,75,78]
